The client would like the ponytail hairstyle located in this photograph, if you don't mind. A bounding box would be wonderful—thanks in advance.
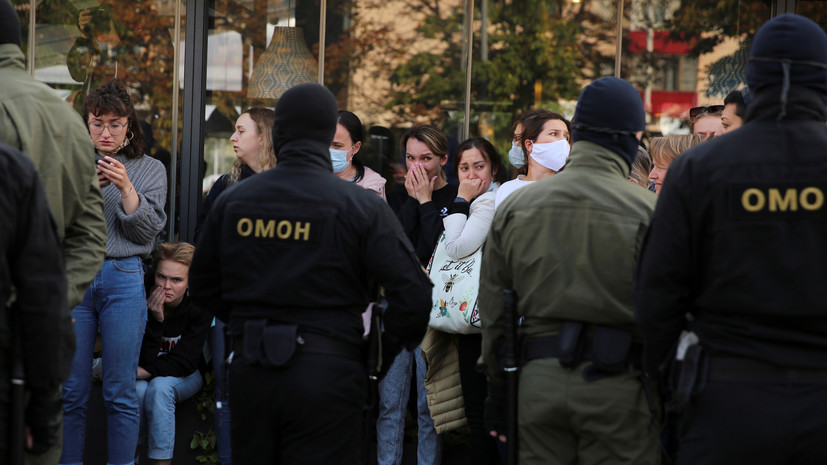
[229,107,276,185]
[337,110,366,182]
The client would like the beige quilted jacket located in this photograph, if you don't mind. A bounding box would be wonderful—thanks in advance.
[420,327,468,433]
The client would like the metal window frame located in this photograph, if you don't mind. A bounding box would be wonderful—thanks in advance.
[178,0,209,243]
[774,0,797,15]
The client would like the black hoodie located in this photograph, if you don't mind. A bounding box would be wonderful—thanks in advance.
[138,293,212,378]
[636,15,827,374]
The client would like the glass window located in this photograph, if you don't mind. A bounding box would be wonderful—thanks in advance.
[18,0,802,241]
[626,0,771,136]
[467,0,619,170]
[323,0,468,190]
[202,0,320,197]
[796,1,827,32]
[18,0,183,240]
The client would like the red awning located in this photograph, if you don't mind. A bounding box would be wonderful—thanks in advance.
[639,90,697,118]
[628,30,696,55]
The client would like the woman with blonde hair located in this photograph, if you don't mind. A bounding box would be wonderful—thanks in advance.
[227,107,277,184]
[194,107,275,465]
[630,146,654,190]
[649,134,707,194]
[136,242,211,465]
[195,107,275,239]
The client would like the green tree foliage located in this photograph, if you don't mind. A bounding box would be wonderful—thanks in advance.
[664,0,771,55]
[482,1,582,112]
[387,0,585,122]
[665,0,826,56]
[386,1,465,121]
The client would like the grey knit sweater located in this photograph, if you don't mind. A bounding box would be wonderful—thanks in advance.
[96,153,167,258]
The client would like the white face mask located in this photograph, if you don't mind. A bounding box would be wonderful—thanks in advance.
[528,139,570,171]
[508,143,525,169]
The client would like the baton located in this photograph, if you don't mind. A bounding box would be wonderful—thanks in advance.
[502,289,519,465]
[10,332,25,465]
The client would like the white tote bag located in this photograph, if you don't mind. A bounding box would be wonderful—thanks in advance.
[426,232,482,334]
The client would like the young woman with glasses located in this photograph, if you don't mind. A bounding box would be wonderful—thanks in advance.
[60,78,167,465]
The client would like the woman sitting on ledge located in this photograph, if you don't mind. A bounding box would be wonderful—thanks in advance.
[136,242,211,465]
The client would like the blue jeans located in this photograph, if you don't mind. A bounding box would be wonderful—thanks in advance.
[136,371,204,460]
[377,346,442,465]
[210,319,232,465]
[60,257,147,465]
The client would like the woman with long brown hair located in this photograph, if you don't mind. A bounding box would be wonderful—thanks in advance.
[494,110,571,209]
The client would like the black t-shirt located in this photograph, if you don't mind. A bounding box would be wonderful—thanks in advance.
[396,183,460,265]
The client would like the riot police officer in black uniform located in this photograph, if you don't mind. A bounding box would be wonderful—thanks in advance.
[636,15,827,465]
[189,83,431,464]
[0,142,69,463]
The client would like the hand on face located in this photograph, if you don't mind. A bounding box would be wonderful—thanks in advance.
[97,156,133,195]
[457,178,486,202]
[147,285,165,322]
[405,162,436,204]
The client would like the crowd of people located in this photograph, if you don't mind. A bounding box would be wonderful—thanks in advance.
[3,3,827,465]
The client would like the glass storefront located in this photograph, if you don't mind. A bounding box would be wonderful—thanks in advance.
[12,0,825,242]
[466,0,619,155]
[14,0,183,236]
[624,0,772,136]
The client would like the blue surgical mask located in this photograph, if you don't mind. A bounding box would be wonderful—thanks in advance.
[329,147,352,174]
[508,143,525,169]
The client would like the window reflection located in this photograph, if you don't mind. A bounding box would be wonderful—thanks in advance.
[324,0,467,191]
[629,0,769,135]
[206,0,270,191]
[796,2,827,32]
[62,1,176,128]
[463,0,618,164]
[20,0,179,238]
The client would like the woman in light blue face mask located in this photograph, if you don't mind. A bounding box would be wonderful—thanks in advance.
[495,110,571,210]
[507,109,553,172]
[330,110,386,199]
